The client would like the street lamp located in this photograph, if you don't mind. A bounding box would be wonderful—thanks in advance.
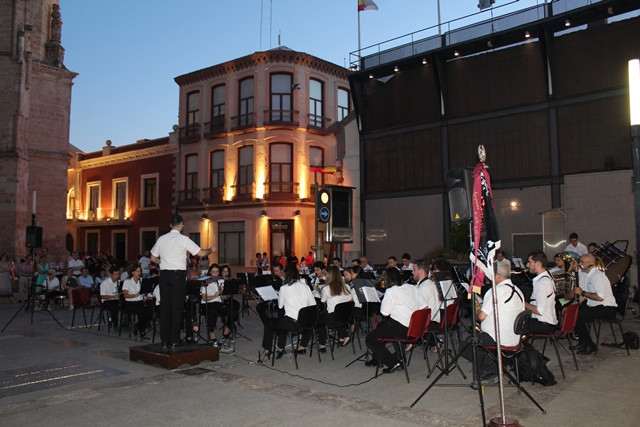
[629,59,640,293]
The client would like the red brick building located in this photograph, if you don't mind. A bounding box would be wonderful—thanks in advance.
[66,138,177,263]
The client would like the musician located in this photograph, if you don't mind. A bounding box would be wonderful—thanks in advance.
[524,250,558,334]
[150,214,212,350]
[201,264,231,346]
[401,253,414,271]
[494,249,512,272]
[348,265,379,320]
[386,256,400,270]
[261,264,316,358]
[309,261,326,292]
[414,259,441,329]
[365,267,426,374]
[359,256,375,273]
[257,263,285,355]
[564,232,589,256]
[432,257,458,308]
[573,254,618,355]
[318,265,354,350]
[99,266,121,328]
[122,265,150,340]
[462,263,525,378]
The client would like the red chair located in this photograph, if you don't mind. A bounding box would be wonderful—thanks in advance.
[530,303,580,379]
[70,287,99,328]
[375,308,431,384]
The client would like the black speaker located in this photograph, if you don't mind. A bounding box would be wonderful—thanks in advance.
[26,226,43,248]
[446,168,473,224]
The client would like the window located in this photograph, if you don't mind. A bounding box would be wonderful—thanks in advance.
[141,174,158,209]
[140,229,158,253]
[218,221,245,265]
[86,231,99,254]
[210,150,225,189]
[237,146,254,196]
[112,231,127,263]
[239,77,254,127]
[270,73,292,122]
[185,154,198,199]
[87,182,100,220]
[187,91,200,126]
[338,88,350,121]
[309,146,325,187]
[270,143,293,193]
[67,188,75,219]
[309,79,324,127]
[113,179,127,219]
[211,84,225,132]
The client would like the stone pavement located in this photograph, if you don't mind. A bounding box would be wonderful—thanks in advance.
[1,300,639,426]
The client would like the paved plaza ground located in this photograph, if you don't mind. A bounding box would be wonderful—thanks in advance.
[1,299,639,426]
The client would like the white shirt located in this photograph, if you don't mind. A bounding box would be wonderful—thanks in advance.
[278,280,316,321]
[530,270,558,325]
[564,241,588,256]
[495,258,511,271]
[100,277,118,297]
[151,229,201,270]
[68,258,84,276]
[380,284,426,327]
[201,279,223,304]
[417,278,441,323]
[43,276,60,291]
[122,278,143,302]
[362,264,374,272]
[320,285,353,313]
[139,256,151,274]
[583,268,617,307]
[480,279,525,347]
[401,262,414,271]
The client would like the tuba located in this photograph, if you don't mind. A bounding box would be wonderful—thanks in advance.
[552,252,578,295]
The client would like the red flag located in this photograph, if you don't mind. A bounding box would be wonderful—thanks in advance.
[358,0,379,12]
[469,159,501,296]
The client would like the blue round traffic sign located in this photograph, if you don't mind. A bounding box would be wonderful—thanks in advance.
[319,206,330,222]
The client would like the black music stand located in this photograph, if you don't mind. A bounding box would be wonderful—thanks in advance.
[345,281,380,367]
[222,279,252,342]
[427,272,465,378]
[185,276,209,343]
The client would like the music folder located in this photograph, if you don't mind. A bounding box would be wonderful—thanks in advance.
[140,276,158,294]
[361,286,380,303]
[256,285,278,301]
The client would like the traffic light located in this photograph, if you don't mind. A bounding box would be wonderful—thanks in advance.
[315,186,353,242]
[446,168,473,224]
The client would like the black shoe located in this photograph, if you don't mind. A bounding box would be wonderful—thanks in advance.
[275,349,285,359]
[364,358,379,367]
[318,346,327,353]
[294,348,306,355]
[577,344,595,355]
[383,360,404,374]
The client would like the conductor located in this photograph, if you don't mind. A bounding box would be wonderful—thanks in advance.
[150,215,212,350]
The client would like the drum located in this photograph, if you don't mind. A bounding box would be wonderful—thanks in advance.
[593,241,632,285]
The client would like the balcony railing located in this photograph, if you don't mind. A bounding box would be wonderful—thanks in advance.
[179,189,201,205]
[204,116,226,138]
[307,114,331,131]
[230,113,256,131]
[232,183,255,201]
[203,186,225,204]
[263,110,299,127]
[264,182,299,200]
[179,123,201,142]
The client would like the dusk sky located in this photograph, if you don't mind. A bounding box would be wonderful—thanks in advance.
[61,0,546,153]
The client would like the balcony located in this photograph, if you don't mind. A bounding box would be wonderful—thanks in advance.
[264,182,299,201]
[307,114,332,134]
[230,113,256,132]
[179,123,201,143]
[232,183,255,202]
[204,116,226,138]
[179,189,201,206]
[67,209,132,226]
[202,186,225,205]
[263,110,299,127]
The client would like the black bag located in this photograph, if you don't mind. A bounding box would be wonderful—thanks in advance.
[517,344,556,386]
[623,332,639,350]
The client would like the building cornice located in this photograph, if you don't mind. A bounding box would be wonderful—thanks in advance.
[175,50,351,86]
[77,143,178,169]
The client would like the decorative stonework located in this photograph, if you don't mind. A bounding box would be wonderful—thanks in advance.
[45,4,65,67]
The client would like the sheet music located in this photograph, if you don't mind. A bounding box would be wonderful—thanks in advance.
[256,285,278,301]
[512,257,525,269]
[361,286,380,303]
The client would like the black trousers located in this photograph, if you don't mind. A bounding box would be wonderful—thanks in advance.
[102,299,119,327]
[124,300,149,334]
[159,270,186,345]
[205,301,230,334]
[529,318,557,334]
[461,332,498,376]
[317,311,348,345]
[574,304,617,347]
[365,317,408,368]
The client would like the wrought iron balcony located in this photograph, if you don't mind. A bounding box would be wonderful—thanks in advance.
[202,186,225,204]
[263,110,299,127]
[264,181,299,200]
[204,116,226,138]
[179,189,201,205]
[230,113,256,131]
[307,114,331,132]
[232,183,255,202]
[179,123,201,142]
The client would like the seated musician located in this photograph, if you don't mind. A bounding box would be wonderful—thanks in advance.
[220,264,240,324]
[364,267,426,374]
[572,254,618,355]
[462,263,525,379]
[414,259,441,331]
[122,265,150,340]
[524,250,558,334]
[431,257,458,308]
[99,266,121,328]
[318,266,354,350]
[309,261,326,293]
[494,249,512,272]
[257,263,285,355]
[348,265,379,321]
[200,264,230,346]
[261,264,316,359]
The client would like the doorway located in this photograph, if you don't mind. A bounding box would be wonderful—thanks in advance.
[270,220,293,266]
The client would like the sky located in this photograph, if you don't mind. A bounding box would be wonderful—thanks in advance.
[61,0,546,153]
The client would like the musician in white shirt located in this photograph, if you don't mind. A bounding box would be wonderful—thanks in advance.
[201,264,231,346]
[564,232,589,256]
[318,266,354,350]
[524,250,558,334]
[122,265,150,340]
[99,266,120,328]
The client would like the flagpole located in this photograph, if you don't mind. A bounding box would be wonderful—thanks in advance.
[358,8,361,62]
